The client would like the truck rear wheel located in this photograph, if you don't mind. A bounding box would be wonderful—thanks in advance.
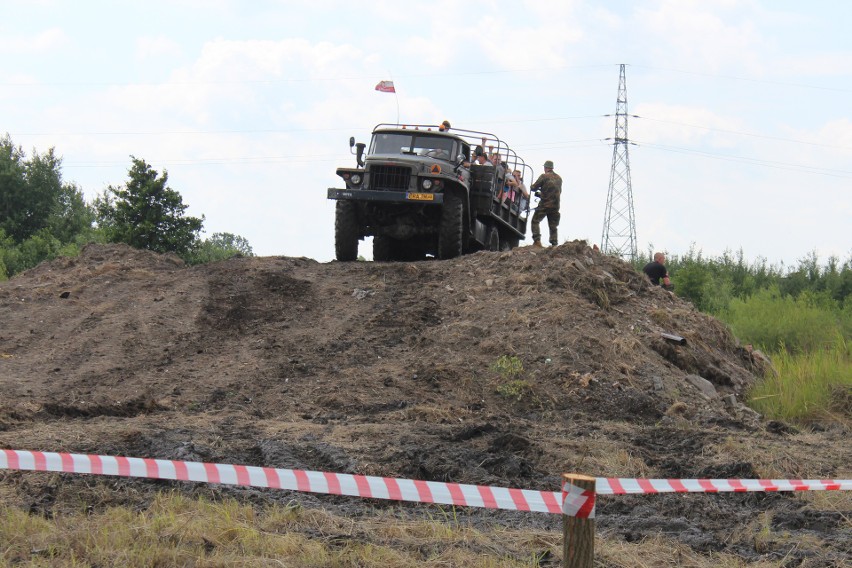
[438,191,463,259]
[502,236,517,251]
[334,201,359,261]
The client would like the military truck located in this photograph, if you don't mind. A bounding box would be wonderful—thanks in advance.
[327,123,533,261]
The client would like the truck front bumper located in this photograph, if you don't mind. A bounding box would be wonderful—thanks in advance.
[328,188,444,204]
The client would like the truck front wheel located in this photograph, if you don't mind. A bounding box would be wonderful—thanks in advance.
[335,201,359,261]
[373,235,393,262]
[438,191,464,259]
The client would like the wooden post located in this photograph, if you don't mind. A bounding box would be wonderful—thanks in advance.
[563,473,596,568]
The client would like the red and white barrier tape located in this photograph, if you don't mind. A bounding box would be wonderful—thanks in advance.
[561,481,596,519]
[2,450,848,519]
[595,477,852,495]
[0,450,563,514]
[562,477,852,518]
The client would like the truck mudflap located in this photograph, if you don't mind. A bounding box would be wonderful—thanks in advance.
[328,188,445,204]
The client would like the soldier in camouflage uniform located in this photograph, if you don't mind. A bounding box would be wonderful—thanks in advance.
[530,160,562,247]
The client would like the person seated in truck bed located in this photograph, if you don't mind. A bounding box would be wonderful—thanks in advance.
[469,145,488,166]
[504,169,529,209]
[489,154,506,196]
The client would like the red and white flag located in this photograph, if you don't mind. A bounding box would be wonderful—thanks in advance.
[375,80,395,93]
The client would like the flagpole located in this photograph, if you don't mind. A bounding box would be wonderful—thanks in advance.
[390,74,399,125]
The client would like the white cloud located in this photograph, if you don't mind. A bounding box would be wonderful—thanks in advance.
[636,1,764,73]
[815,118,852,149]
[0,27,69,54]
[135,36,183,61]
[778,53,852,78]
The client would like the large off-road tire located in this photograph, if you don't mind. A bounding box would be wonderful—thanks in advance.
[438,191,464,259]
[502,236,518,251]
[487,225,500,252]
[373,235,393,262]
[334,201,359,261]
[398,239,426,262]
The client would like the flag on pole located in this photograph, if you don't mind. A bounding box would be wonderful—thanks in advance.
[375,80,395,93]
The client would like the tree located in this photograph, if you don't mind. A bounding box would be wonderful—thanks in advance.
[0,137,28,241]
[95,157,203,256]
[0,135,94,245]
[48,182,96,243]
[0,136,68,242]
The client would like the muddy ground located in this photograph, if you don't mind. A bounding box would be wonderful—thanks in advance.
[0,242,849,565]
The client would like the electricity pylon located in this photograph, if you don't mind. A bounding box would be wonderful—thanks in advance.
[601,64,638,262]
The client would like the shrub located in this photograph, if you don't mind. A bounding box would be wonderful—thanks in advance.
[186,232,253,265]
[496,379,532,401]
[491,355,523,378]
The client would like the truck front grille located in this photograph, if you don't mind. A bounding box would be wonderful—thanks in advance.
[369,165,410,191]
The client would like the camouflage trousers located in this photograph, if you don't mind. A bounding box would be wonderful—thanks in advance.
[531,207,560,245]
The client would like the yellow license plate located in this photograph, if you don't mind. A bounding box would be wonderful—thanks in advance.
[407,193,434,201]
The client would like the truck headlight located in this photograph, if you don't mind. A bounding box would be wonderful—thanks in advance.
[351,174,362,185]
[421,179,433,190]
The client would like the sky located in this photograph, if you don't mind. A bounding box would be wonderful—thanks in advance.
[1,0,850,266]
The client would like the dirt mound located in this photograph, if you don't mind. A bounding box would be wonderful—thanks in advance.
[1,242,849,563]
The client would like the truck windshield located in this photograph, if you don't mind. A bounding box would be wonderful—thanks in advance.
[370,132,455,161]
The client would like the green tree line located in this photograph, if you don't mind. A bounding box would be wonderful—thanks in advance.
[0,135,253,280]
[634,245,852,348]
[634,246,851,424]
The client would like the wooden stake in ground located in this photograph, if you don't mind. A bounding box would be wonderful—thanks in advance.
[562,473,596,568]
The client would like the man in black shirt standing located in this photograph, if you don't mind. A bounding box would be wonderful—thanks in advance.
[643,252,672,289]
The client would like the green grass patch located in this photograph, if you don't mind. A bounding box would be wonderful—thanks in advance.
[723,287,842,353]
[748,337,852,424]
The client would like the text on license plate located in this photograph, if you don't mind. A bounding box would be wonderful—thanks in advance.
[407,193,434,201]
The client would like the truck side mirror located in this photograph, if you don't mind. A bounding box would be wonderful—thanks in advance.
[355,143,366,167]
[349,137,355,148]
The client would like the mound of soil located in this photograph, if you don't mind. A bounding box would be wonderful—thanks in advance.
[0,243,849,563]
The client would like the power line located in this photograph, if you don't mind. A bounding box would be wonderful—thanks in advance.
[629,64,852,94]
[63,154,344,168]
[635,116,852,151]
[0,64,617,88]
[9,116,606,138]
[59,135,851,176]
[4,63,847,93]
[61,139,609,169]
[635,140,852,178]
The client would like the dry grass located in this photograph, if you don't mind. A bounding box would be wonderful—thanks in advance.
[608,335,645,370]
[2,491,836,567]
[545,433,652,480]
[0,494,550,567]
[597,533,793,567]
[395,404,461,424]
